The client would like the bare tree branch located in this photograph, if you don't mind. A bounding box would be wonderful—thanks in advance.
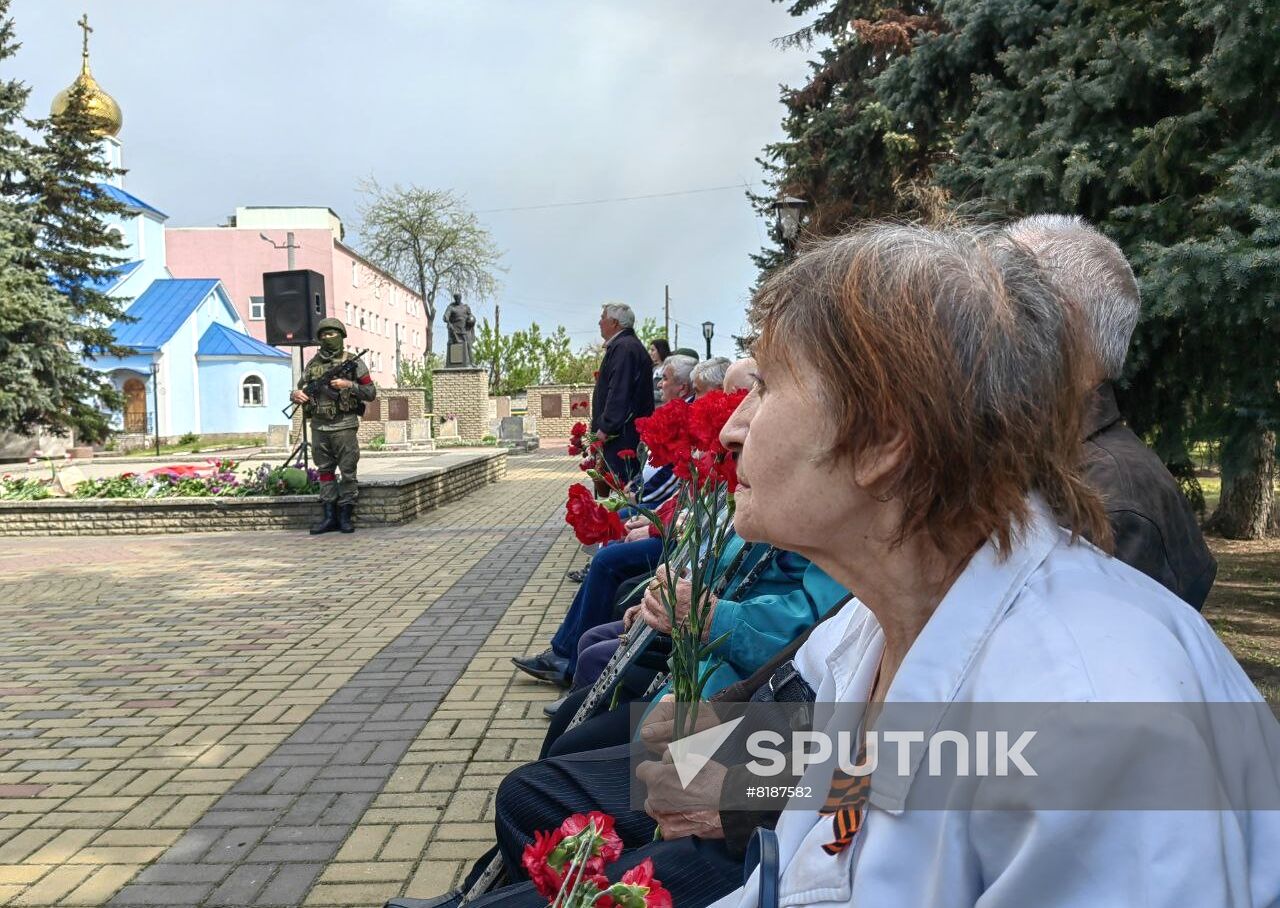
[355,177,504,356]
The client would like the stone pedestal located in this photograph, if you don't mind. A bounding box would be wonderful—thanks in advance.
[432,367,489,443]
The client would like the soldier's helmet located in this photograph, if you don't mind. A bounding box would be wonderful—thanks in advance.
[316,317,347,338]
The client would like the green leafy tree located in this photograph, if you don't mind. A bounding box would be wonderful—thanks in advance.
[0,2,122,442]
[395,352,440,409]
[357,178,504,356]
[550,337,601,386]
[634,316,665,346]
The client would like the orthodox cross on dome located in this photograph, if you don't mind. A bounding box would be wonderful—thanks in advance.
[78,13,92,66]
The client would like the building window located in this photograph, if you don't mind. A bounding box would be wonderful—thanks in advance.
[344,302,351,323]
[249,296,265,320]
[351,261,359,287]
[240,374,264,407]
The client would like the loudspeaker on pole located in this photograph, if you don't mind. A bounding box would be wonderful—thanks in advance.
[263,269,327,346]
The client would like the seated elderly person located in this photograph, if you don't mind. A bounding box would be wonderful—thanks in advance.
[691,356,732,398]
[514,354,704,686]
[390,224,1278,908]
[694,224,1277,907]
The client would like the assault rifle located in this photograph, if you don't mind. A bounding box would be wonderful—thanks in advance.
[282,348,370,420]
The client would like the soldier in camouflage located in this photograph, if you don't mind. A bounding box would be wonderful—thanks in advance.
[289,318,376,534]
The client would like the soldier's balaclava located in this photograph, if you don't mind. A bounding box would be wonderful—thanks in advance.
[318,328,344,357]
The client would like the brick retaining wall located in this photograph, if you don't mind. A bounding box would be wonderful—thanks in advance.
[0,450,507,537]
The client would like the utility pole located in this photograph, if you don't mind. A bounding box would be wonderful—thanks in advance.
[492,303,501,393]
[664,285,670,342]
[674,324,679,350]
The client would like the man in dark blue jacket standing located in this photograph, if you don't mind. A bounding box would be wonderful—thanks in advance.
[591,303,655,490]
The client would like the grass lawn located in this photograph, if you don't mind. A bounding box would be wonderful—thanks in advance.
[1204,533,1280,704]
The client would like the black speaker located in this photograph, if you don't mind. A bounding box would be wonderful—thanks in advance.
[263,269,327,346]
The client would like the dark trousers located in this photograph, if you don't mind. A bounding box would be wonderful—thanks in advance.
[490,743,743,908]
[438,836,741,908]
[313,426,359,505]
[575,621,626,689]
[549,538,662,676]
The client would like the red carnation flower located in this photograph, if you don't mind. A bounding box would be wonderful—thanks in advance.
[616,858,673,908]
[636,399,693,468]
[616,449,637,460]
[688,388,748,455]
[522,828,567,899]
[565,484,626,545]
[559,811,623,864]
[571,421,588,438]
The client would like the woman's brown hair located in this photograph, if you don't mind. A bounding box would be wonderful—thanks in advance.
[752,223,1111,559]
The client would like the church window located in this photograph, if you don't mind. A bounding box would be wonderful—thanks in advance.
[249,296,264,320]
[240,375,264,407]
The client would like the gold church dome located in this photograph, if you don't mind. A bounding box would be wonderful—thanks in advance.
[50,15,122,137]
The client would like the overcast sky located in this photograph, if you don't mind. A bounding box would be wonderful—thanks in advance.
[12,0,817,356]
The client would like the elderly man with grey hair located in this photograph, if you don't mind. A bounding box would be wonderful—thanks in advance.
[658,353,698,403]
[591,303,655,492]
[691,356,732,397]
[1005,214,1216,609]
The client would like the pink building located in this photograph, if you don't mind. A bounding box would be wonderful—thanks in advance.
[167,207,431,387]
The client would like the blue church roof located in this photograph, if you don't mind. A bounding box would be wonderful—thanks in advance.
[110,278,220,352]
[88,259,143,294]
[198,322,289,359]
[98,183,167,220]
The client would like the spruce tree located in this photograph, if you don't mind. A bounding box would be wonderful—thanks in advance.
[0,1,124,442]
[941,0,1280,537]
[32,71,130,361]
[750,2,947,278]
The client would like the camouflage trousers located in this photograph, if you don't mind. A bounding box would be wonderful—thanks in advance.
[313,427,360,505]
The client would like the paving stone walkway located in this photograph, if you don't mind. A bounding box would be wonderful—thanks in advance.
[0,454,581,907]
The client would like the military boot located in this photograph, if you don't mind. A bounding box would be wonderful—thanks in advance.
[338,503,355,533]
[309,503,339,534]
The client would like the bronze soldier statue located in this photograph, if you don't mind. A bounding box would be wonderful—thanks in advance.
[443,291,476,366]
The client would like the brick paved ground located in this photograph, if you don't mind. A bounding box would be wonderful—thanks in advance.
[0,453,580,907]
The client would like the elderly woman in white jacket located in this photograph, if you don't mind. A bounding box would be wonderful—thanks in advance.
[705,225,1279,908]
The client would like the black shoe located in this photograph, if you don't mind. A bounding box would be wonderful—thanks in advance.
[309,503,338,535]
[543,694,569,717]
[566,567,588,583]
[338,503,355,533]
[512,648,570,685]
[384,892,462,908]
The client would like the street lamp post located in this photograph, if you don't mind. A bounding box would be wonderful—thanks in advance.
[702,321,715,360]
[771,195,810,257]
[148,361,160,457]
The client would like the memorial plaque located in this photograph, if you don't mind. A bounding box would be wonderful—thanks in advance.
[385,421,408,445]
[389,397,409,421]
[569,393,591,416]
[266,424,289,448]
[447,342,467,366]
[541,394,563,419]
[499,416,525,442]
[362,400,382,422]
[409,418,432,441]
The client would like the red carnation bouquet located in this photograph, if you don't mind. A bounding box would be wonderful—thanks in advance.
[563,421,639,545]
[631,389,749,732]
[522,811,671,908]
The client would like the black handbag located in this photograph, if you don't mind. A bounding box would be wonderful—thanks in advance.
[744,827,780,908]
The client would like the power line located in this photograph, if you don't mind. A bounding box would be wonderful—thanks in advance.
[476,182,751,214]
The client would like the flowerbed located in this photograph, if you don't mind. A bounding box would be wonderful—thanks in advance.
[1,459,319,501]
